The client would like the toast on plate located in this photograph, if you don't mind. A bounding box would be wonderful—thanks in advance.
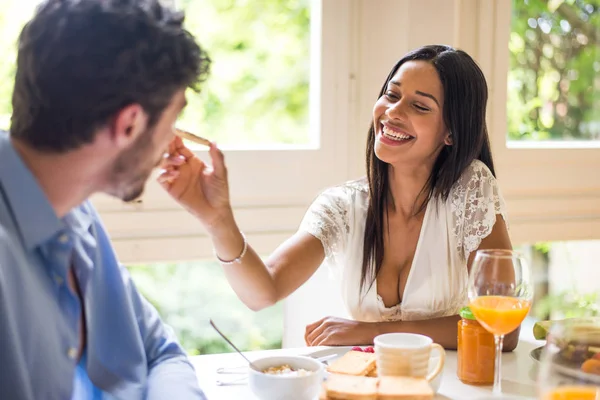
[326,351,377,376]
[326,374,379,400]
[376,376,433,400]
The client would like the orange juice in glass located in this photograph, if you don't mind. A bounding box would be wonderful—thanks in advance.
[467,250,533,395]
[469,296,531,336]
[543,386,600,400]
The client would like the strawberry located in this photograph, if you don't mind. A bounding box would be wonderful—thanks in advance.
[364,346,374,353]
[351,346,363,352]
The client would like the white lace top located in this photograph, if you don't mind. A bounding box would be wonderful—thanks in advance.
[299,160,508,322]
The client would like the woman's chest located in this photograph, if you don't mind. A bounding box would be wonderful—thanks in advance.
[376,211,426,307]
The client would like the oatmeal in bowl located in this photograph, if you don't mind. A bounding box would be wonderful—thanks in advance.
[262,364,313,377]
[249,355,324,400]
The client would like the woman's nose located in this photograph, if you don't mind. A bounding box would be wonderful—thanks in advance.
[386,99,408,120]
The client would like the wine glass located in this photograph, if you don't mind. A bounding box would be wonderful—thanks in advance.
[467,249,533,395]
[537,319,600,399]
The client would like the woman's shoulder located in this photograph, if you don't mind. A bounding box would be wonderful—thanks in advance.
[448,159,498,199]
[318,177,369,202]
[330,177,369,193]
[448,160,508,260]
[456,159,496,187]
[448,158,505,217]
[339,177,369,194]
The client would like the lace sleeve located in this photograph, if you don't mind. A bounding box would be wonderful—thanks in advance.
[451,160,508,261]
[299,186,351,261]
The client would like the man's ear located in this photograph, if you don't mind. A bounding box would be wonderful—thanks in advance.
[444,131,453,146]
[110,104,148,149]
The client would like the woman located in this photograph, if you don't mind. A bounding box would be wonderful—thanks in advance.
[159,45,518,350]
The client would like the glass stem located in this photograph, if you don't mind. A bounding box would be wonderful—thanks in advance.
[493,334,504,395]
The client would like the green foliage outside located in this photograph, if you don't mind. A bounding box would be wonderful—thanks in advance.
[508,0,600,140]
[176,0,311,147]
[128,261,283,355]
[534,290,600,318]
[0,0,311,147]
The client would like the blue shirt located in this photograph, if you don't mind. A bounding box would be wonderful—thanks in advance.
[0,132,206,400]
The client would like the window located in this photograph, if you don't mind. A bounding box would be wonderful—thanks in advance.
[92,0,355,264]
[0,0,333,352]
[177,0,312,148]
[0,1,36,129]
[463,1,600,246]
[126,260,283,354]
[517,240,600,320]
[508,0,599,144]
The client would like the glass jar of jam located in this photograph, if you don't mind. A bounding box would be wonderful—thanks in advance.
[457,306,496,385]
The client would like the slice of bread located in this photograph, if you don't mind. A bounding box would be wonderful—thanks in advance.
[327,351,377,376]
[376,376,433,400]
[366,367,378,377]
[326,374,379,400]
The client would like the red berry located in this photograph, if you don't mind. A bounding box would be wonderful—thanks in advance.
[364,346,374,353]
[351,346,363,352]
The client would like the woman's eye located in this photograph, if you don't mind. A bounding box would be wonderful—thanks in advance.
[384,91,399,100]
[414,104,430,112]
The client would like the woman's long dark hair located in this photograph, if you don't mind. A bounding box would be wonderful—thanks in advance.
[360,45,495,294]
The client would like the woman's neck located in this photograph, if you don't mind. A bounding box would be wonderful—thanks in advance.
[387,163,433,219]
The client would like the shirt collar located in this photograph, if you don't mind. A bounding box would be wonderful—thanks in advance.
[64,205,94,239]
[0,132,64,250]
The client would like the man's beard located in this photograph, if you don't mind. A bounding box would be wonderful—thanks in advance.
[108,127,158,203]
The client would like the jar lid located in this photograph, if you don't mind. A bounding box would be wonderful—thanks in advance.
[460,306,476,320]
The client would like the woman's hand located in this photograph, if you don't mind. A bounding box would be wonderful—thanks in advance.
[158,137,232,231]
[305,316,378,346]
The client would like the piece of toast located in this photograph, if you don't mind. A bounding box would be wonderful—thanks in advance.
[326,351,377,376]
[376,376,433,400]
[326,374,379,400]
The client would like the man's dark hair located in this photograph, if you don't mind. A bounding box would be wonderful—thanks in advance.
[10,0,210,152]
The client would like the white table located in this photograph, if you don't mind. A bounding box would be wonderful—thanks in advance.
[191,322,544,400]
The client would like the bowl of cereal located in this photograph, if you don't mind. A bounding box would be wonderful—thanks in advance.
[248,355,324,400]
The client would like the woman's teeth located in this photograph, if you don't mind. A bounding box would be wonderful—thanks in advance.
[382,126,412,141]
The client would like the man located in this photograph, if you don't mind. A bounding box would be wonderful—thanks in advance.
[0,0,211,398]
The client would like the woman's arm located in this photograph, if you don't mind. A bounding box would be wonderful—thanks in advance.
[305,314,520,351]
[159,138,327,311]
[211,216,326,311]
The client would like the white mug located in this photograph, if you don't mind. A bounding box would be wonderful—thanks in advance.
[374,333,445,382]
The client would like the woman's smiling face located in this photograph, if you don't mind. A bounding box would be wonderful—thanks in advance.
[372,60,451,167]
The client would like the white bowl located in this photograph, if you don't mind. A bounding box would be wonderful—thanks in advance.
[248,355,324,400]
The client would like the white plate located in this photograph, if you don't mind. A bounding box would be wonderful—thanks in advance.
[302,346,355,361]
[530,346,600,385]
[302,346,443,393]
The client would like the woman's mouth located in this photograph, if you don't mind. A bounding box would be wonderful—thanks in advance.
[381,124,414,142]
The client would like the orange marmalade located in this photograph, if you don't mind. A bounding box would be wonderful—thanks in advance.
[457,306,496,385]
